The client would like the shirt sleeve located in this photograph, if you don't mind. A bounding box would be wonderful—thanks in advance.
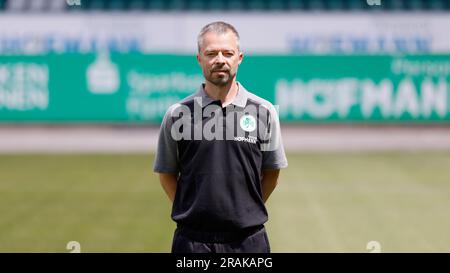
[261,104,288,170]
[153,105,180,174]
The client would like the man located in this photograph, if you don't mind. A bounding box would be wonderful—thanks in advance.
[153,21,288,253]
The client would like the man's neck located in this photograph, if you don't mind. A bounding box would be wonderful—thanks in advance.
[204,79,239,107]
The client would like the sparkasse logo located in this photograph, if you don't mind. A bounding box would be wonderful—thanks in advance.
[366,0,381,6]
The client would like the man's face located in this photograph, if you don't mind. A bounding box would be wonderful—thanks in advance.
[197,31,243,86]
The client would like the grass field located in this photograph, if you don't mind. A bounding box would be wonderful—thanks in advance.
[1,152,450,252]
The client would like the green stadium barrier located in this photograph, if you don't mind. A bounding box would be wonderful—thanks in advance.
[0,53,449,123]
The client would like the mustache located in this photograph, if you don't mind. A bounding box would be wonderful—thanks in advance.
[211,66,229,72]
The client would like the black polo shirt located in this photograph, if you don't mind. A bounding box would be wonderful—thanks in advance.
[154,82,288,232]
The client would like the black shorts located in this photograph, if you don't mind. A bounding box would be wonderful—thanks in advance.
[171,225,271,253]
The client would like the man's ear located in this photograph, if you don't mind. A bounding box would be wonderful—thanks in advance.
[238,51,244,65]
[196,53,201,65]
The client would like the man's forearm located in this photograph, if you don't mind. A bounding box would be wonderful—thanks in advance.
[261,169,280,203]
[159,173,178,202]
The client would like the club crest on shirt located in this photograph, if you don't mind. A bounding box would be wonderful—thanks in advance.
[240,114,256,132]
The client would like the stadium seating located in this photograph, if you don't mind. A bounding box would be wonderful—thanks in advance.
[0,0,448,12]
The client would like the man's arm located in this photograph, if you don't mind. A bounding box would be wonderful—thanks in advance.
[260,103,287,203]
[159,173,178,202]
[154,104,181,203]
[261,169,280,203]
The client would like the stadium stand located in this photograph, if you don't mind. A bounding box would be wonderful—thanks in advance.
[0,0,448,12]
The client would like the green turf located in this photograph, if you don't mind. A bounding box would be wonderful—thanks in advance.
[1,152,449,252]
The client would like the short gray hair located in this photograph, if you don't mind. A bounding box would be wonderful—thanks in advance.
[197,21,240,53]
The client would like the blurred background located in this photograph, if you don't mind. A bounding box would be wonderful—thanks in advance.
[1,0,450,252]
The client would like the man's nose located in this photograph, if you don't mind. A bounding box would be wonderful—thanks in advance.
[214,52,225,64]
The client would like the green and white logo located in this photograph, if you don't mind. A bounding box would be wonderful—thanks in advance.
[240,114,257,132]
[87,51,120,94]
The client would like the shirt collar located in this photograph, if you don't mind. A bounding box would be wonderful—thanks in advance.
[195,82,248,108]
